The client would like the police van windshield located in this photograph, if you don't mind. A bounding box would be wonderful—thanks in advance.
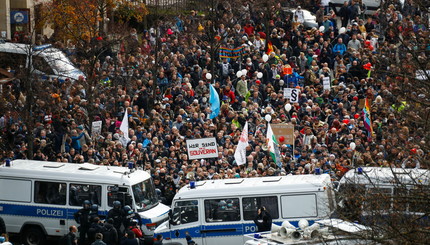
[44,50,78,74]
[132,179,159,212]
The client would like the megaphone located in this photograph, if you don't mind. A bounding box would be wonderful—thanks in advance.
[262,143,268,151]
[271,223,282,233]
[303,223,321,239]
[298,219,309,230]
[279,227,301,240]
[281,220,296,229]
[319,227,330,235]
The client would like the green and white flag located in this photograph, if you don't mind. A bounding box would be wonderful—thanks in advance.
[267,123,282,168]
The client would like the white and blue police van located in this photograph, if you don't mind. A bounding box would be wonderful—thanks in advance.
[154,174,335,245]
[0,160,170,245]
[0,41,85,82]
[337,167,430,219]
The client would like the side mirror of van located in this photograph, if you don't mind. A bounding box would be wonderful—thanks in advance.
[168,210,173,227]
[170,208,181,226]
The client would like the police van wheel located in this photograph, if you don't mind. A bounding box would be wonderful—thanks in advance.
[22,227,46,245]
[0,216,5,234]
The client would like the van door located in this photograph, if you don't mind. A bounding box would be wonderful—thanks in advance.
[242,196,280,236]
[201,198,243,245]
[169,200,203,245]
[67,183,103,233]
[33,180,69,236]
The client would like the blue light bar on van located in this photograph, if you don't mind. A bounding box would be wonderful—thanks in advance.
[33,44,52,51]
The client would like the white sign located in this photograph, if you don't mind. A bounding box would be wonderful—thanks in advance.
[186,137,219,160]
[91,120,102,137]
[323,77,331,90]
[283,88,300,103]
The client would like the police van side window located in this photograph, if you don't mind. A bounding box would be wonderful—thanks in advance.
[34,181,67,205]
[69,184,102,206]
[33,56,54,75]
[242,196,279,220]
[0,52,26,71]
[108,186,132,207]
[171,200,199,225]
[204,198,240,222]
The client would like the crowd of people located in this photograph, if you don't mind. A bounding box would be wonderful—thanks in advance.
[1,0,429,207]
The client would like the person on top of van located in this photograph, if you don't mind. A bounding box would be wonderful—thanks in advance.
[74,200,92,245]
[253,206,272,232]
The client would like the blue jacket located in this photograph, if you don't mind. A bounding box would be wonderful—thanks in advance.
[333,43,347,55]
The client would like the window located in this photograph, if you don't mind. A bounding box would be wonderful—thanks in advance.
[171,200,199,225]
[108,186,132,207]
[0,179,31,202]
[34,181,66,205]
[408,186,429,213]
[393,187,408,211]
[132,179,159,212]
[242,196,279,220]
[0,52,27,71]
[204,198,240,222]
[69,184,101,206]
[364,188,392,210]
[281,194,317,218]
[33,56,54,74]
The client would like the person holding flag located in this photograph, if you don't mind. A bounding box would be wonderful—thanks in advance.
[234,122,249,165]
[119,108,130,146]
[362,97,373,138]
[266,123,282,168]
[209,84,220,119]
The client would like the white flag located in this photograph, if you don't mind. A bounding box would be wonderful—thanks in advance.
[234,122,249,165]
[119,109,130,146]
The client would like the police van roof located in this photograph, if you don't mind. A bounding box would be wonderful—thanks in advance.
[175,174,331,199]
[0,160,150,185]
[339,167,430,186]
[0,42,57,54]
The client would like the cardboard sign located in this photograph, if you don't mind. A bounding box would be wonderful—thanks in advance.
[322,77,330,90]
[91,121,102,137]
[271,123,294,145]
[186,137,219,160]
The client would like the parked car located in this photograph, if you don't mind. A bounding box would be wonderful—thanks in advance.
[283,8,318,29]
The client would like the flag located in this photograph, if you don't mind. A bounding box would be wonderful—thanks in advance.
[267,123,282,168]
[234,122,249,165]
[119,109,130,146]
[219,46,249,59]
[266,40,274,55]
[209,84,220,119]
[362,98,373,136]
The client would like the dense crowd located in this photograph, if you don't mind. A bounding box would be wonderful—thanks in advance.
[1,0,429,205]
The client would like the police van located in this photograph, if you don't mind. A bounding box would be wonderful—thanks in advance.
[337,167,430,220]
[154,174,335,245]
[0,41,85,82]
[0,160,170,245]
